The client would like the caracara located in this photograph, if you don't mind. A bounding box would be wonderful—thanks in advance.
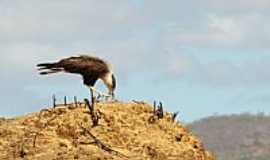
[37,55,116,102]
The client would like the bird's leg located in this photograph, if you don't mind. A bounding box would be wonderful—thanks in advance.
[111,92,115,100]
[90,88,94,106]
[89,86,110,98]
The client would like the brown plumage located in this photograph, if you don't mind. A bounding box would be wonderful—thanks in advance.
[37,55,116,99]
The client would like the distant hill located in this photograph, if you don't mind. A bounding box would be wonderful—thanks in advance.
[189,113,270,160]
[0,101,214,160]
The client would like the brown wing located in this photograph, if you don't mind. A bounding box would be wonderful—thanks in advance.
[55,55,110,86]
[56,55,109,75]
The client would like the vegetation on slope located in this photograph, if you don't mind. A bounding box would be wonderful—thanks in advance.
[190,113,270,160]
[0,101,214,160]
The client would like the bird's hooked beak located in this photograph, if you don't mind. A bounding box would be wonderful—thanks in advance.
[103,73,116,100]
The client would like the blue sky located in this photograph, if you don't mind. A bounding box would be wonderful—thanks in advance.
[1,0,270,122]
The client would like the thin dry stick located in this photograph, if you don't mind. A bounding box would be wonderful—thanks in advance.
[153,101,156,113]
[84,98,100,127]
[148,101,157,123]
[160,102,164,118]
[74,96,78,107]
[156,102,164,119]
[84,99,94,114]
[52,94,56,108]
[80,124,128,159]
[148,101,165,123]
[64,96,67,106]
[172,111,179,122]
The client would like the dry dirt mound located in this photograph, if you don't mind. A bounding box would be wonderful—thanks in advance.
[0,101,215,160]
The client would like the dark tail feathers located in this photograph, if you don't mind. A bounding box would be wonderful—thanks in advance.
[37,63,55,69]
[37,62,62,75]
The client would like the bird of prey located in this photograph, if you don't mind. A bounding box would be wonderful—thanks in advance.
[37,55,116,102]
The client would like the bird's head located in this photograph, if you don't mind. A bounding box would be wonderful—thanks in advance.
[103,73,116,98]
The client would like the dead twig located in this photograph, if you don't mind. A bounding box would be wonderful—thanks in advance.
[148,101,164,123]
[52,94,56,108]
[84,98,101,127]
[153,101,156,113]
[64,96,67,106]
[80,124,128,159]
[172,111,179,122]
[156,102,164,119]
[74,96,78,107]
[84,99,94,115]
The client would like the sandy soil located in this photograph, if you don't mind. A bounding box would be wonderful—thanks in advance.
[0,101,215,160]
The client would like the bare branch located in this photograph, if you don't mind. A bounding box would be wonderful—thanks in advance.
[84,98,100,127]
[80,124,128,159]
[64,96,67,106]
[74,96,78,107]
[172,111,179,122]
[156,102,164,119]
[52,94,56,108]
[153,101,156,114]
[84,99,94,115]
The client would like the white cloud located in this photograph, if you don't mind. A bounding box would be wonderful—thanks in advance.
[159,13,270,49]
[0,0,270,86]
[200,0,270,12]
